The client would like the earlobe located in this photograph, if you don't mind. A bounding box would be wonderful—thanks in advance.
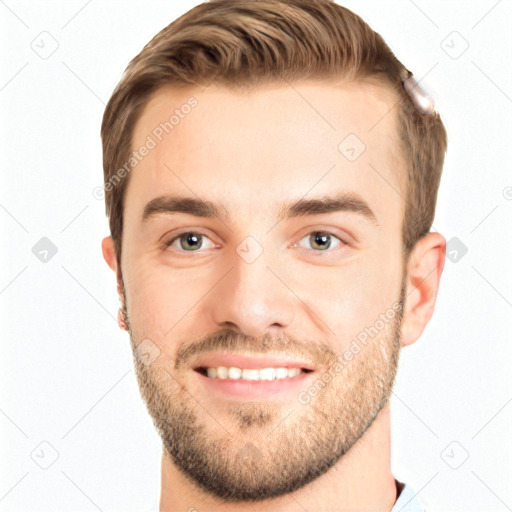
[401,232,446,347]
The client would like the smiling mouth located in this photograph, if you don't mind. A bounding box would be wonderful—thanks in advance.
[194,366,314,380]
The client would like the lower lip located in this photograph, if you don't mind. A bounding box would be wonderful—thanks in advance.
[194,370,316,400]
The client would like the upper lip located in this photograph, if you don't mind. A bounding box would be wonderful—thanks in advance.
[191,353,316,371]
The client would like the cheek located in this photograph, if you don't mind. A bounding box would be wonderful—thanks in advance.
[293,253,402,348]
[124,261,212,337]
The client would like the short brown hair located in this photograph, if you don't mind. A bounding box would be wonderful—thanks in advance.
[101,0,447,271]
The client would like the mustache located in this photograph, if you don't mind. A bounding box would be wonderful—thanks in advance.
[174,328,335,371]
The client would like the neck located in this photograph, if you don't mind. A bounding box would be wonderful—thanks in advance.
[159,401,397,512]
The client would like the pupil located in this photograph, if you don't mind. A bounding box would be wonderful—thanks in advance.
[182,233,201,250]
[312,232,330,250]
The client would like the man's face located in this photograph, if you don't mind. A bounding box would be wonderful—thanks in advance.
[119,80,407,502]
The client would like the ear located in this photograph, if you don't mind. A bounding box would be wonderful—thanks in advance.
[102,236,129,331]
[102,235,117,273]
[401,232,446,347]
[101,235,124,290]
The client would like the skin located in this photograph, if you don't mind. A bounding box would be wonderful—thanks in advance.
[102,79,445,512]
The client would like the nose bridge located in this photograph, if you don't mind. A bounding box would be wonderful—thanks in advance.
[211,235,295,337]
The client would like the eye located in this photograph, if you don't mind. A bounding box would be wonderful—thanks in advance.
[162,229,347,254]
[294,231,345,252]
[164,231,217,252]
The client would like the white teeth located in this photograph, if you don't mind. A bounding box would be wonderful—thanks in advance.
[258,368,275,380]
[274,367,289,379]
[241,368,260,380]
[228,367,242,379]
[216,366,228,379]
[202,366,306,380]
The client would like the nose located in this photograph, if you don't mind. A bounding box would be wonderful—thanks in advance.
[209,246,296,339]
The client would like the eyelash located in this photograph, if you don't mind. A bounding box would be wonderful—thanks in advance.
[163,229,348,255]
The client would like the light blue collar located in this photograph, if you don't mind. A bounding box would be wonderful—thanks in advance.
[392,481,428,512]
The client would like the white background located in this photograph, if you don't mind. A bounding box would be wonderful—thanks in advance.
[1,1,511,510]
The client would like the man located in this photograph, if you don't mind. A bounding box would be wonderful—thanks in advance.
[101,1,447,510]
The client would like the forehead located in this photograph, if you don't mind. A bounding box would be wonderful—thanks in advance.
[125,80,404,228]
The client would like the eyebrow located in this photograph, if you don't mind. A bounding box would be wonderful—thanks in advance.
[141,192,378,225]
